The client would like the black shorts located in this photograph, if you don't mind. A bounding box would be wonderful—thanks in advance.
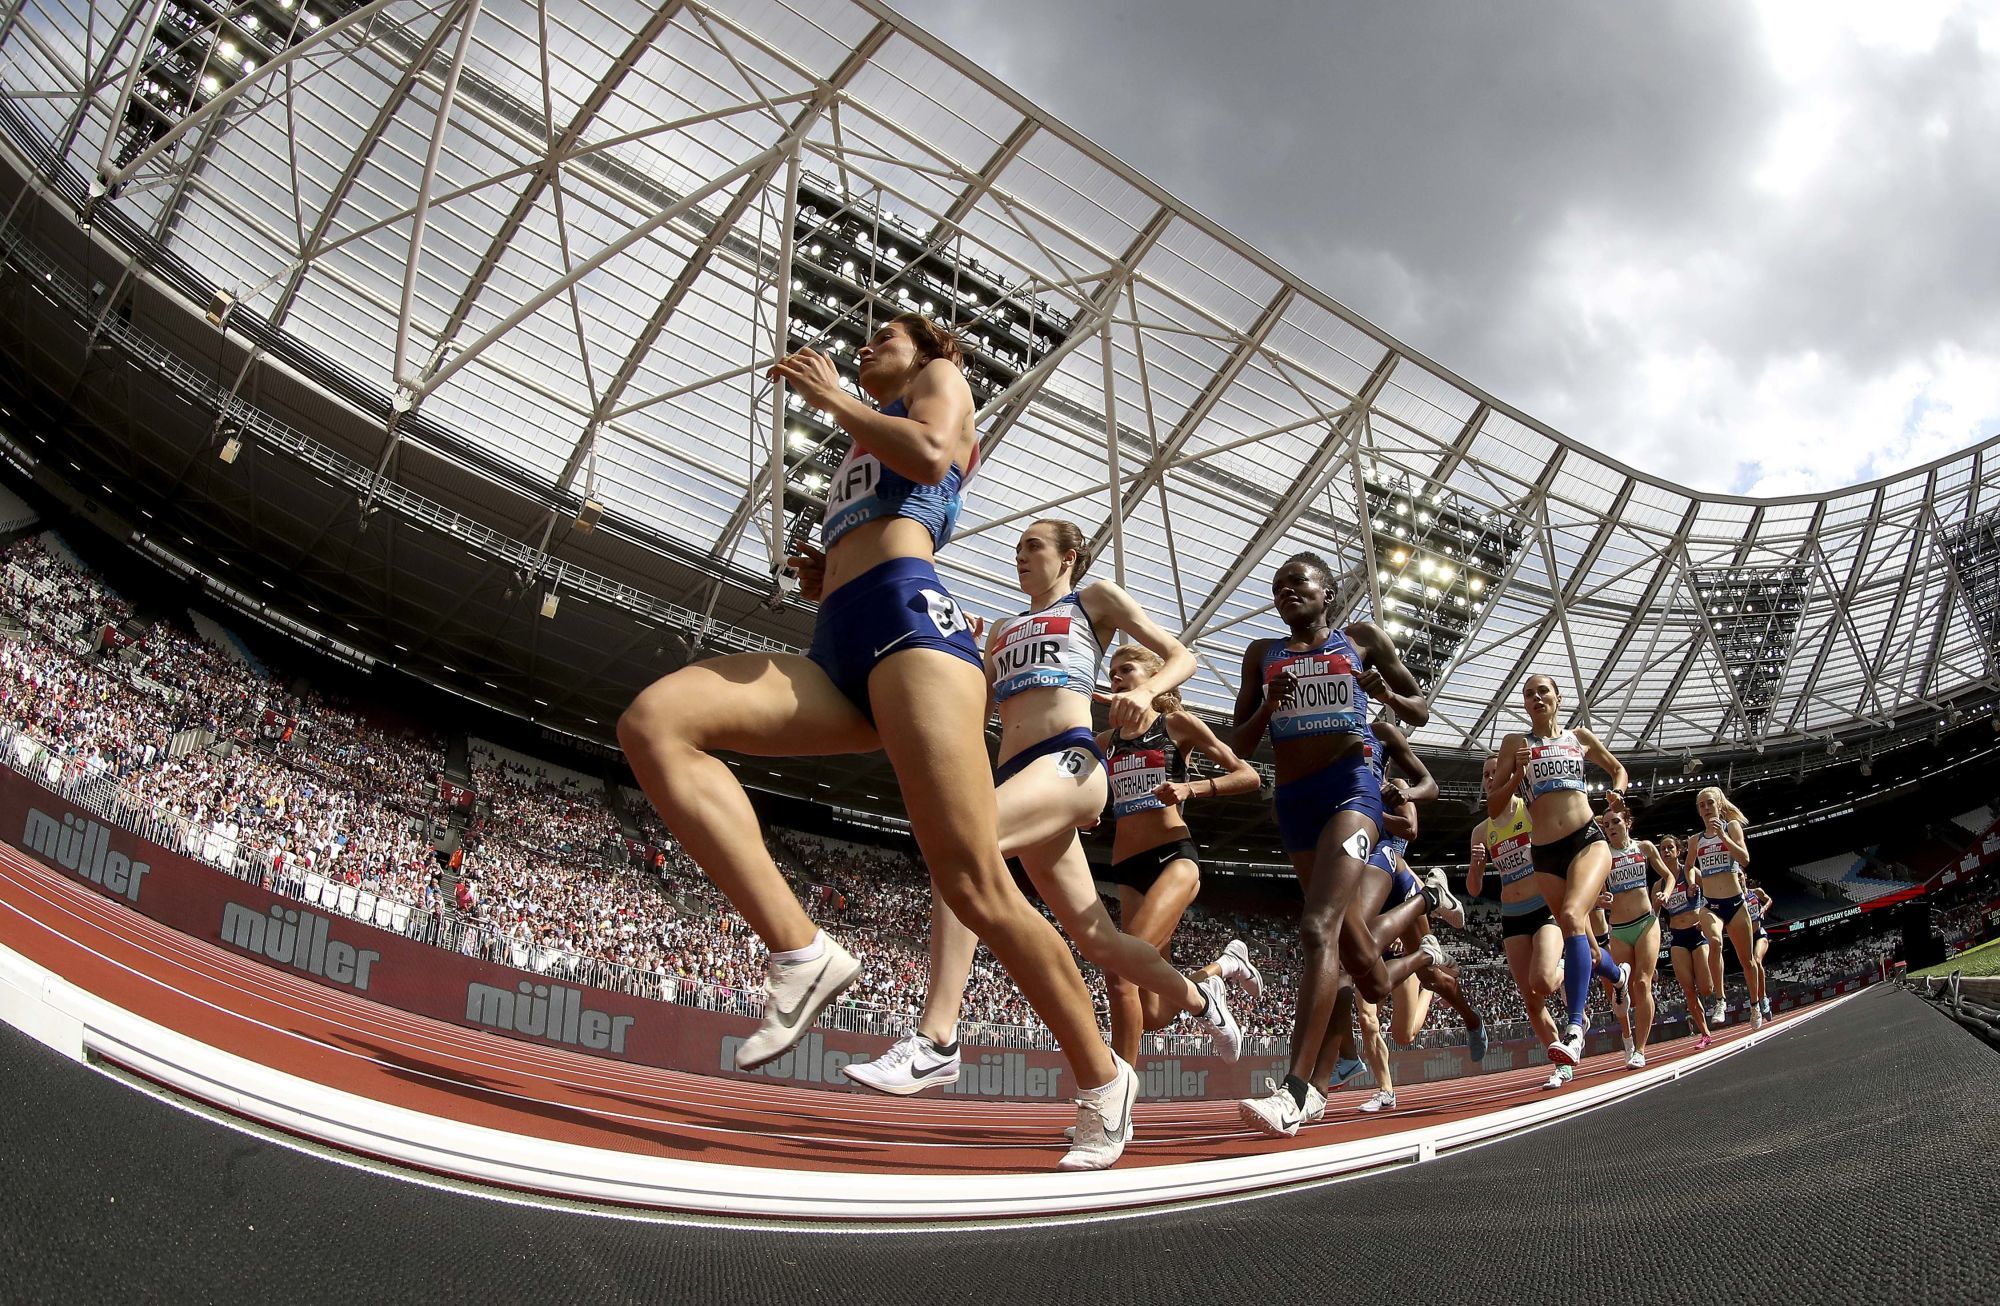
[1501,902,1555,939]
[1531,819,1607,879]
[1110,839,1200,893]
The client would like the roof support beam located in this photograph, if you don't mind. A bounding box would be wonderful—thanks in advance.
[1636,507,1764,748]
[1180,348,1395,642]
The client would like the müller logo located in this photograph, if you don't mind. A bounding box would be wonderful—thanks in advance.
[21,808,150,902]
[465,981,635,1052]
[220,901,380,991]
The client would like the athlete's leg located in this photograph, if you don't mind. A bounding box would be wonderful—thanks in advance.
[1342,852,1435,1004]
[1535,843,1618,1036]
[1505,929,1562,1051]
[1125,860,1203,1033]
[1308,982,1359,1087]
[1389,969,1435,1046]
[1108,887,1146,1068]
[1354,994,1393,1095]
[618,653,877,948]
[1617,918,1663,1054]
[1024,829,1205,1019]
[867,652,1113,1088]
[1701,911,1726,1000]
[1670,944,1713,1041]
[1724,910,1764,1007]
[914,742,1106,1046]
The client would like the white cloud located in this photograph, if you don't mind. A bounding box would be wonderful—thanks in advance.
[912,0,2000,498]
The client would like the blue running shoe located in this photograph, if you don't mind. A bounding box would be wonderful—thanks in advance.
[1468,1019,1489,1063]
[1330,1056,1367,1087]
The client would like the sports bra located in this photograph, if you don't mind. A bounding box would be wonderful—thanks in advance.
[1606,841,1650,895]
[1663,882,1701,917]
[1261,629,1369,742]
[1106,716,1188,820]
[1691,831,1738,883]
[1483,797,1536,886]
[820,398,978,551]
[1516,729,1589,802]
[990,590,1102,704]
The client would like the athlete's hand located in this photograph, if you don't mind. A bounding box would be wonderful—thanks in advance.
[768,347,846,412]
[1511,738,1535,774]
[1153,780,1194,807]
[1604,789,1628,817]
[965,613,987,644]
[1382,777,1409,807]
[1094,688,1150,731]
[1597,890,1615,909]
[1265,668,1300,712]
[1469,842,1488,872]
[785,543,826,602]
[1705,814,1723,838]
[1358,667,1391,699]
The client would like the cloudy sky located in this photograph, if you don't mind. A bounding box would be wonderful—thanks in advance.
[911,0,2000,498]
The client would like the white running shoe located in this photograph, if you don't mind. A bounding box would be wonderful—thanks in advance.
[1301,1081,1331,1124]
[1621,1031,1636,1055]
[1358,1089,1397,1114]
[1220,939,1264,999]
[1710,1000,1728,1027]
[1625,1049,1646,1070]
[1418,933,1447,967]
[1548,1023,1586,1067]
[1613,962,1633,1012]
[1240,1077,1309,1138]
[1197,973,1244,1062]
[734,938,861,1070]
[841,1030,960,1096]
[1059,1057,1138,1172]
[1421,868,1466,929]
[1752,1006,1765,1031]
[1542,1063,1574,1090]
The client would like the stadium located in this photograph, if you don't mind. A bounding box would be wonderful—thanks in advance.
[0,1,1993,1299]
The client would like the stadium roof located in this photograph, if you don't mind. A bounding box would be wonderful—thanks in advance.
[0,0,1995,760]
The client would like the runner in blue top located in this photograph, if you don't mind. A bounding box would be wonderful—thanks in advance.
[1488,673,1633,1069]
[619,317,1134,1171]
[845,518,1248,1102]
[1233,552,1436,1139]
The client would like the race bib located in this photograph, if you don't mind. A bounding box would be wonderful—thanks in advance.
[1524,743,1584,792]
[1109,749,1169,817]
[919,588,969,638]
[821,449,880,538]
[991,613,1076,696]
[1268,651,1362,741]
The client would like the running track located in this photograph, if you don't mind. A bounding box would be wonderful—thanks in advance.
[0,840,1827,1208]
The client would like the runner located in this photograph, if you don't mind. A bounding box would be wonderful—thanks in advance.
[619,318,1135,1171]
[1745,877,1775,1018]
[1658,835,1716,1051]
[1469,753,1571,1090]
[1690,786,1765,1030]
[1597,806,1672,1068]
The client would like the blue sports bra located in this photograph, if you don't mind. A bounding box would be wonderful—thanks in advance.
[990,591,1101,704]
[820,398,977,551]
[1261,629,1369,742]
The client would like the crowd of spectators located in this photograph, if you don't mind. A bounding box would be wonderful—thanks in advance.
[0,534,1919,1054]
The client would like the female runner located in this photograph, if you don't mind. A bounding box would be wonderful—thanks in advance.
[844,519,1245,1100]
[1657,835,1715,1050]
[1096,642,1263,1067]
[1597,806,1672,1068]
[1469,752,1571,1089]
[1745,878,1774,1018]
[1691,786,1765,1029]
[1487,674,1632,1067]
[1233,553,1437,1137]
[619,319,1133,1171]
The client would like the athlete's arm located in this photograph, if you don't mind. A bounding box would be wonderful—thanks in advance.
[1467,822,1489,897]
[1165,712,1261,800]
[1383,792,1419,842]
[1374,719,1438,805]
[1347,620,1429,728]
[1640,840,1675,908]
[1488,733,1528,821]
[779,353,973,485]
[1232,638,1282,757]
[1575,726,1630,797]
[1721,818,1752,867]
[1081,581,1196,728]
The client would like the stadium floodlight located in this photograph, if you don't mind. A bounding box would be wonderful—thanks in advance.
[1688,564,1814,741]
[539,591,559,619]
[218,435,241,464]
[1361,475,1526,691]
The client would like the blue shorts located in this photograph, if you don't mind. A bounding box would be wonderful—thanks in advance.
[1707,893,1745,926]
[806,557,982,723]
[995,726,1105,786]
[1273,751,1383,855]
[1380,863,1420,910]
[1669,924,1708,952]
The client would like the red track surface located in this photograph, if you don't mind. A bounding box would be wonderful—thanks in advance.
[0,842,1798,1176]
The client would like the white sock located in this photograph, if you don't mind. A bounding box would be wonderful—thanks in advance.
[1082,1064,1125,1098]
[769,930,826,965]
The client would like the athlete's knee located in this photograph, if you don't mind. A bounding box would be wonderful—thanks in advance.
[619,674,707,754]
[1071,920,1127,971]
[1299,906,1340,955]
[1354,963,1393,1005]
[933,875,1020,937]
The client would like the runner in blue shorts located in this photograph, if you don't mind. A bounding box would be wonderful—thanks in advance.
[619,315,1133,1171]
[1232,552,1434,1138]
